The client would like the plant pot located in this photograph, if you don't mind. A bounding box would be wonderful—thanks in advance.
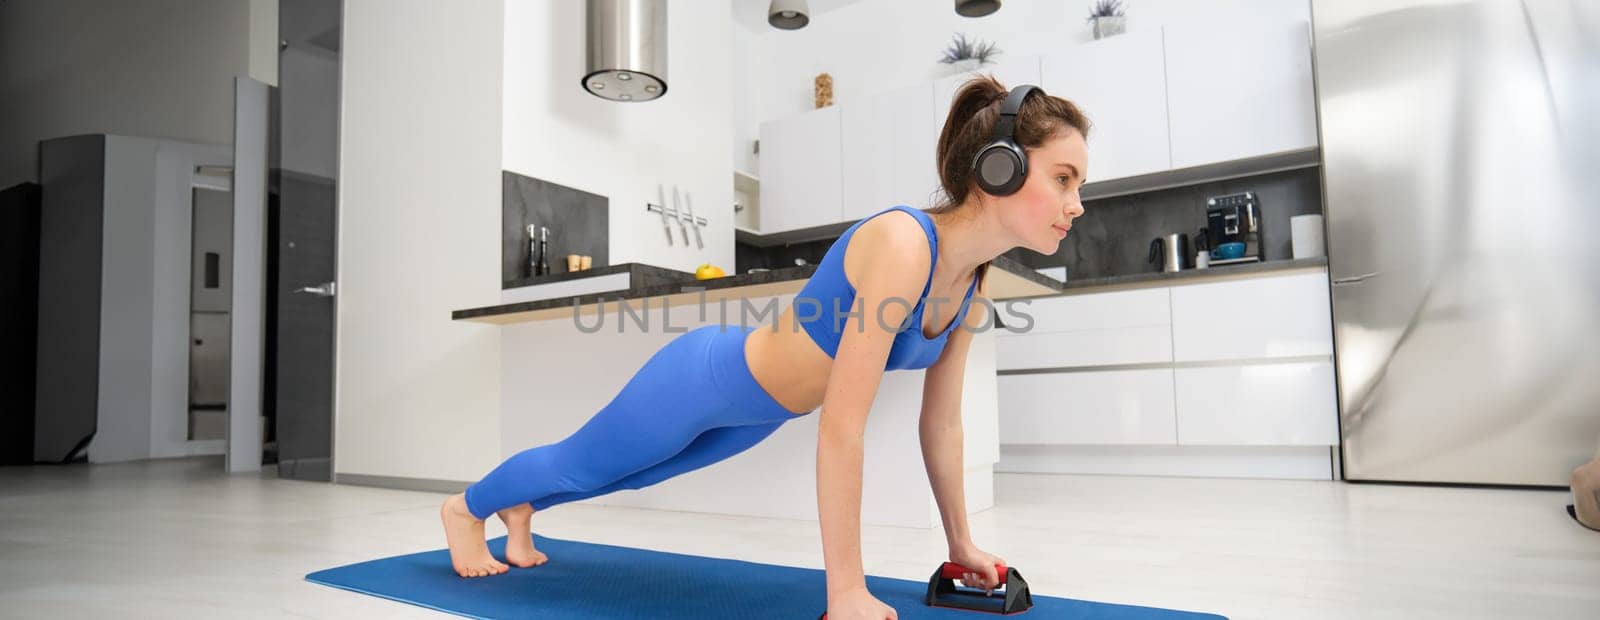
[943,57,984,76]
[1092,15,1126,40]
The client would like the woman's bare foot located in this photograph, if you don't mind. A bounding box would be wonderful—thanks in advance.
[497,503,548,567]
[440,493,509,577]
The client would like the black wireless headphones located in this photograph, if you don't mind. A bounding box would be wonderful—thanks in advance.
[971,84,1043,197]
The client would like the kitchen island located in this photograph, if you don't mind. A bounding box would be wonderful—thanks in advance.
[453,257,1060,528]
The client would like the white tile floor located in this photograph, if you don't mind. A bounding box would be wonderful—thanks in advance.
[2,456,1597,619]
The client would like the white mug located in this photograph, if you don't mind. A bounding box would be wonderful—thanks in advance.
[1195,251,1210,269]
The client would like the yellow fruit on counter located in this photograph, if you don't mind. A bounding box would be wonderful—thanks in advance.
[694,263,725,280]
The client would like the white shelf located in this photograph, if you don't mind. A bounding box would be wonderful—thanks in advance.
[733,169,759,191]
[733,170,761,233]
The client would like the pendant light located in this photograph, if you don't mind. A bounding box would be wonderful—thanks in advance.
[768,0,810,30]
[955,0,1001,18]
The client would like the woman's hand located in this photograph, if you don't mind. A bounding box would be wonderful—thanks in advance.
[948,543,1007,594]
[827,586,897,619]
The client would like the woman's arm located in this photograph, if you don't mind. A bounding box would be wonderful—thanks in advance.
[817,217,928,601]
[920,275,1010,592]
[918,279,989,551]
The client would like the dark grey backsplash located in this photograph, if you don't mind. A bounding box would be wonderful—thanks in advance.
[502,171,609,286]
[735,237,836,274]
[1005,167,1324,279]
[737,167,1324,282]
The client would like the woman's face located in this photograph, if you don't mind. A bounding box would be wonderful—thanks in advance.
[997,128,1088,255]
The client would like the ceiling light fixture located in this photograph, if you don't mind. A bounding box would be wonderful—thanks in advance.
[768,0,810,30]
[955,0,1001,18]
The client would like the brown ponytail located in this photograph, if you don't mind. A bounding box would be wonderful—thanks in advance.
[927,75,1091,289]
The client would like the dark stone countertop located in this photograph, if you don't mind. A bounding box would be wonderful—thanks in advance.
[1036,256,1330,298]
[500,262,691,292]
[453,254,1063,322]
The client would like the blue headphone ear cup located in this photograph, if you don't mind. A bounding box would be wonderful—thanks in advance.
[974,141,1028,196]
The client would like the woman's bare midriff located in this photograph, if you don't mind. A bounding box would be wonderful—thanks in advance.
[742,274,979,416]
[743,305,834,415]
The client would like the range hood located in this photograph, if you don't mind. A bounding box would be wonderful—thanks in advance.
[583,0,667,102]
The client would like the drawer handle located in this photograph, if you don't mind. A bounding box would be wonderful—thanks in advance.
[1332,272,1378,285]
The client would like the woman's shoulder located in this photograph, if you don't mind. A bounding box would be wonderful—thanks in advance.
[839,208,933,294]
[850,207,932,255]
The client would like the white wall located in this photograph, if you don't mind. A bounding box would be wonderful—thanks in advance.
[337,0,740,484]
[0,0,277,189]
[336,0,505,481]
[502,0,737,276]
[733,0,1311,160]
[731,25,759,176]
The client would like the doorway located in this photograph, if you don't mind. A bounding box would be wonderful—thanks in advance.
[188,186,232,442]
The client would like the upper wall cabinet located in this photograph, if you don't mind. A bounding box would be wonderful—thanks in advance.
[843,82,939,221]
[891,83,942,213]
[1041,29,1171,183]
[933,56,1042,140]
[1163,19,1318,169]
[759,106,843,234]
[752,17,1318,234]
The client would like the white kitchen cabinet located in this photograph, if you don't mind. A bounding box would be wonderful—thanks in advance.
[758,106,843,233]
[994,267,1338,479]
[1041,29,1170,182]
[1169,271,1333,362]
[996,287,1172,370]
[1163,19,1318,169]
[1003,287,1169,334]
[1173,361,1338,446]
[933,55,1042,140]
[891,83,941,212]
[842,82,939,222]
[840,87,892,223]
[998,369,1177,445]
[996,325,1171,370]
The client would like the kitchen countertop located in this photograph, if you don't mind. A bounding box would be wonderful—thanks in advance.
[453,254,1065,325]
[1029,256,1330,299]
[499,262,691,292]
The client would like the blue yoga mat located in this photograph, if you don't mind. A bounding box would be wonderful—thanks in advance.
[306,533,1227,619]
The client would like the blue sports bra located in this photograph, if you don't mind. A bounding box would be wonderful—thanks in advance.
[792,205,980,371]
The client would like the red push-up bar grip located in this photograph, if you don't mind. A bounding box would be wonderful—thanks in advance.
[939,561,1008,586]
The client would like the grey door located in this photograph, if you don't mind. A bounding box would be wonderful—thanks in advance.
[272,0,342,482]
[273,173,335,481]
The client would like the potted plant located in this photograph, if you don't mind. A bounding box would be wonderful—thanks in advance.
[938,32,1002,75]
[1086,0,1127,40]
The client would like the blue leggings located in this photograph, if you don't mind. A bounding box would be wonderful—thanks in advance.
[463,324,811,520]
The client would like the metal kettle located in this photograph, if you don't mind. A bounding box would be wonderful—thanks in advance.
[1148,233,1190,273]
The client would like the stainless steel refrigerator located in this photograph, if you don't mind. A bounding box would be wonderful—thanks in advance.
[1312,0,1600,486]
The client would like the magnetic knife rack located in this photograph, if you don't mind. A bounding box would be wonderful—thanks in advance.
[644,202,708,226]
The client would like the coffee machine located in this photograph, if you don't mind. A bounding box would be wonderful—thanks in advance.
[1205,192,1263,265]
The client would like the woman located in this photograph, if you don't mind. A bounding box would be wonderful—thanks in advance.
[439,75,1090,620]
[1574,451,1600,532]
